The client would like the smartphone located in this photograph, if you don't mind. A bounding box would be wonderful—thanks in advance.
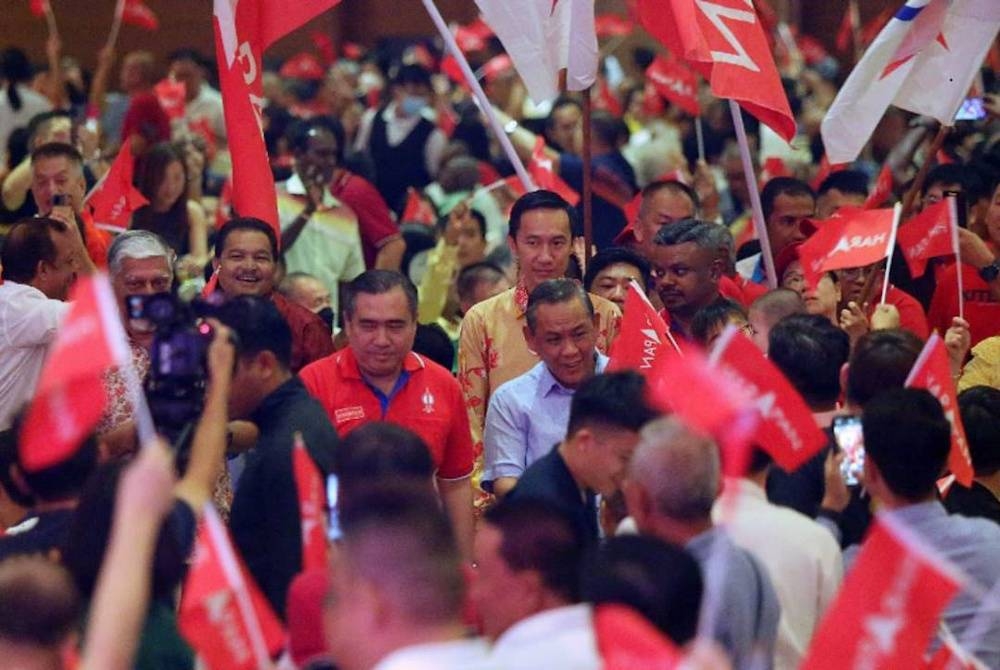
[833,415,865,486]
[51,193,69,207]
[955,97,986,121]
[326,474,341,540]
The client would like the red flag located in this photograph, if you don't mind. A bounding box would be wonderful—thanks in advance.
[637,0,796,142]
[86,141,149,231]
[904,332,974,487]
[292,434,328,573]
[801,515,962,670]
[19,274,130,472]
[310,30,336,67]
[608,282,681,374]
[453,18,493,53]
[645,55,700,117]
[896,199,957,278]
[440,54,468,89]
[712,327,827,472]
[797,207,897,288]
[595,13,635,38]
[864,164,894,209]
[153,78,186,120]
[595,78,623,116]
[761,156,790,185]
[594,604,683,670]
[835,3,854,53]
[401,188,437,225]
[529,136,580,206]
[811,155,848,191]
[122,0,159,31]
[481,53,513,84]
[28,0,47,17]
[924,635,985,669]
[179,506,285,670]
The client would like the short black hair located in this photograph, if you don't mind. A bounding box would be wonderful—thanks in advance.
[286,115,346,164]
[769,314,850,407]
[922,163,982,198]
[863,388,950,501]
[413,323,455,370]
[567,371,659,436]
[761,177,814,222]
[26,109,72,145]
[214,217,279,260]
[546,96,583,128]
[484,497,585,603]
[216,295,292,369]
[456,261,506,306]
[817,169,869,198]
[30,141,83,168]
[690,298,746,346]
[590,110,629,147]
[167,48,207,67]
[343,270,418,320]
[12,412,98,501]
[0,217,68,284]
[958,386,1000,477]
[581,535,703,644]
[583,246,651,293]
[641,179,699,214]
[525,278,594,332]
[391,63,432,88]
[335,422,435,497]
[508,189,576,240]
[846,329,923,407]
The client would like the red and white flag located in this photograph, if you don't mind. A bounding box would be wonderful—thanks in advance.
[797,206,897,288]
[822,0,1000,164]
[475,0,597,103]
[453,18,494,53]
[19,274,130,472]
[292,434,328,573]
[924,633,987,669]
[608,281,681,375]
[711,326,827,472]
[801,515,963,670]
[529,136,580,206]
[212,0,342,242]
[896,199,958,278]
[86,141,148,232]
[400,188,437,225]
[905,332,974,486]
[480,53,513,84]
[645,55,700,117]
[637,0,796,142]
[865,164,895,209]
[153,78,186,120]
[122,0,159,31]
[179,505,286,670]
[594,13,634,38]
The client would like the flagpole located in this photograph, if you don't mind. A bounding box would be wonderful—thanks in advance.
[695,116,705,163]
[900,125,951,220]
[949,196,965,320]
[420,0,534,191]
[43,2,59,39]
[728,100,777,289]
[582,85,593,262]
[106,0,125,50]
[879,202,902,305]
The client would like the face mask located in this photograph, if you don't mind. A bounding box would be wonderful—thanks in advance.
[400,95,428,117]
[316,306,335,331]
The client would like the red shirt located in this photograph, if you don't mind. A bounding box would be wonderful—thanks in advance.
[929,262,1000,347]
[330,170,400,269]
[872,285,929,340]
[271,292,335,373]
[719,274,766,308]
[80,210,111,268]
[299,348,474,480]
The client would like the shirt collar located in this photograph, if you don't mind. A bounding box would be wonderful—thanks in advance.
[285,172,338,208]
[539,352,609,397]
[338,347,425,381]
[493,604,595,652]
[883,500,948,526]
[514,282,530,315]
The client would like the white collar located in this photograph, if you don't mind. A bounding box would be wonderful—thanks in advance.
[285,172,338,208]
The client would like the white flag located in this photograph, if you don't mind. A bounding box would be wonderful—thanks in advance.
[822,0,1000,164]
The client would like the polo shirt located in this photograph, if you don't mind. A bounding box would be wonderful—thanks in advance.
[299,348,474,480]
[329,170,401,269]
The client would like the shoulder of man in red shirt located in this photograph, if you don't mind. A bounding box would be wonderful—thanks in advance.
[271,291,335,372]
[330,170,399,253]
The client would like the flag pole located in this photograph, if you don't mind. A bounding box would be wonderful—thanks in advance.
[695,116,705,163]
[106,0,125,50]
[420,0,534,191]
[728,100,777,288]
[900,125,951,220]
[582,85,593,262]
[948,196,965,320]
[43,2,59,39]
[879,202,902,305]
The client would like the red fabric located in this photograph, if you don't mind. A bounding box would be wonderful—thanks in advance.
[330,170,400,269]
[280,53,325,80]
[482,54,513,83]
[529,136,580,206]
[299,348,475,480]
[28,0,46,17]
[454,19,493,52]
[612,192,643,245]
[292,436,328,573]
[637,0,795,142]
[122,0,159,30]
[923,636,981,669]
[20,275,128,472]
[811,155,848,191]
[179,507,286,669]
[595,13,635,38]
[87,140,148,231]
[400,188,437,225]
[286,570,330,667]
[928,262,1000,348]
[271,292,334,373]
[905,333,974,486]
[800,516,961,670]
[798,207,895,287]
[310,31,336,67]
[864,164,894,209]
[440,54,470,91]
[896,200,956,278]
[120,93,170,145]
[153,78,186,120]
[594,604,683,670]
[835,3,854,52]
[645,55,700,116]
[79,210,111,269]
[712,328,828,472]
[608,282,681,375]
[877,286,930,340]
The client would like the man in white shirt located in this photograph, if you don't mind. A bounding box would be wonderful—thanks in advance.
[324,484,497,670]
[168,49,226,149]
[0,217,89,430]
[472,497,601,670]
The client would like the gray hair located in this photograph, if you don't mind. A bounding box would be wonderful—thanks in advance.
[702,223,735,264]
[525,278,594,332]
[652,218,719,253]
[107,230,176,278]
[628,417,720,521]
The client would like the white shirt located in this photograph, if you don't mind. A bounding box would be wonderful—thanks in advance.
[184,84,226,145]
[354,102,448,177]
[712,478,843,670]
[0,281,69,430]
[0,84,51,165]
[374,638,498,670]
[491,604,601,670]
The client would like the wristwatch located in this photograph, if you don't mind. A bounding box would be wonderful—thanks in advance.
[979,260,1000,283]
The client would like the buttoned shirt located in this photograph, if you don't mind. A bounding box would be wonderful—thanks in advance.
[0,281,69,431]
[374,638,498,670]
[712,479,842,670]
[483,354,609,490]
[491,604,601,670]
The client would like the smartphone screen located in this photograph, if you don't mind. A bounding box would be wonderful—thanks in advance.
[326,474,341,540]
[833,415,865,486]
[955,97,986,121]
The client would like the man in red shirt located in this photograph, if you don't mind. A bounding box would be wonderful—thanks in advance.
[299,270,474,558]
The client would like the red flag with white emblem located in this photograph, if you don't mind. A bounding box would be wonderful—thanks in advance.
[178,505,286,670]
[86,140,149,232]
[801,515,962,670]
[19,274,131,472]
[904,332,974,486]
[608,281,681,375]
[896,199,957,278]
[122,0,159,30]
[292,434,328,573]
[400,188,438,225]
[645,55,700,116]
[797,206,897,288]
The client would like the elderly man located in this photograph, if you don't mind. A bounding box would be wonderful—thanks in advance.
[483,279,608,497]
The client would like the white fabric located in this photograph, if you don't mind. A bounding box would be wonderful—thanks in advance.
[712,479,843,670]
[353,103,448,178]
[373,638,498,670]
[735,253,761,281]
[184,83,227,144]
[0,282,69,430]
[822,0,1000,163]
[475,0,597,104]
[0,84,51,165]
[491,603,601,670]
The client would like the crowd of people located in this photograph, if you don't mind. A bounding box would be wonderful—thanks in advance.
[1,7,1000,670]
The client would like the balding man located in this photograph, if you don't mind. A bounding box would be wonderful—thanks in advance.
[0,557,80,669]
[625,417,780,670]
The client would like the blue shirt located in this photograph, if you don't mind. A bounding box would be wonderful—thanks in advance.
[482,353,608,491]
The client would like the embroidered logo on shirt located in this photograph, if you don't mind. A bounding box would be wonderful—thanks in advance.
[421,388,436,414]
[335,406,365,423]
